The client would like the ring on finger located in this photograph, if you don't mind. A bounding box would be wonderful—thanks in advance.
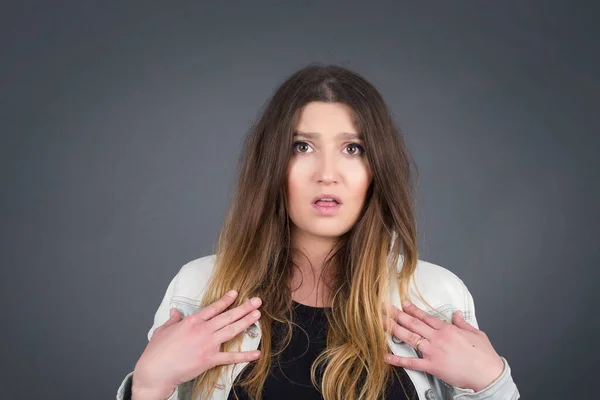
[414,336,425,352]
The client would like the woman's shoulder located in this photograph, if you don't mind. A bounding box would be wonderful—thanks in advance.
[398,256,471,319]
[411,257,467,290]
[168,254,218,300]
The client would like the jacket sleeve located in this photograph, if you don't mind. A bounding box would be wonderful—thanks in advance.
[444,282,520,400]
[116,273,181,400]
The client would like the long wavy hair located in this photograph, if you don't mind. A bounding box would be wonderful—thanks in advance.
[190,64,427,400]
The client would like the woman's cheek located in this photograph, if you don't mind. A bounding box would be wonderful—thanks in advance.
[286,162,310,218]
[346,163,371,194]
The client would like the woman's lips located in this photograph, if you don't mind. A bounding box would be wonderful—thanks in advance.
[312,200,340,215]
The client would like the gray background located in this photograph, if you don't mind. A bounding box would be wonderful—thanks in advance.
[2,1,598,399]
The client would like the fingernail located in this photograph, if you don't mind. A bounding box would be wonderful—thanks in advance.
[457,310,463,318]
[402,300,411,307]
[251,297,262,306]
[226,290,238,297]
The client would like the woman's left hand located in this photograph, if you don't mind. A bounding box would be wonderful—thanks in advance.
[383,301,505,392]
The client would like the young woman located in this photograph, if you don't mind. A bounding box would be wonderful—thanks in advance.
[117,65,520,400]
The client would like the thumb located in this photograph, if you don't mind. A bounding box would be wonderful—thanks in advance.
[452,310,478,332]
[164,308,183,326]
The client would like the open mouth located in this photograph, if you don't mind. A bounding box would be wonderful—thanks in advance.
[313,198,339,206]
[312,195,341,214]
[312,194,342,205]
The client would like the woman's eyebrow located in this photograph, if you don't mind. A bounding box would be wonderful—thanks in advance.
[293,131,364,140]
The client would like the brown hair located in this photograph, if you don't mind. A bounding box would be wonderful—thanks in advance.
[191,64,424,399]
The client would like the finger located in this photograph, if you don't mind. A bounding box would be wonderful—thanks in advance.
[384,354,429,372]
[401,301,447,330]
[211,350,262,367]
[208,297,262,331]
[385,316,430,352]
[155,308,183,333]
[213,309,262,343]
[168,307,182,323]
[194,290,239,321]
[391,305,436,340]
[452,310,479,333]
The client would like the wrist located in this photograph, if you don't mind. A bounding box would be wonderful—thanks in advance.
[131,376,175,400]
[131,385,175,400]
[470,356,506,392]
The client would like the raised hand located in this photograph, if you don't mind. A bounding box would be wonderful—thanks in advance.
[132,290,262,400]
[383,301,504,392]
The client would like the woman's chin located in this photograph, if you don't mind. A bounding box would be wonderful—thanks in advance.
[306,225,352,239]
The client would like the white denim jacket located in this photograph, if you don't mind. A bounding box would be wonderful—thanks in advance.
[117,254,520,400]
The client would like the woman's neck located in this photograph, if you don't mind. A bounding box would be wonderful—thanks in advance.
[290,274,332,307]
[289,228,339,307]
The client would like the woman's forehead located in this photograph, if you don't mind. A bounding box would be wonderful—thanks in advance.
[294,102,360,138]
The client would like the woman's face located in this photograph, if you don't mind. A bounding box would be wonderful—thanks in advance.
[286,101,373,240]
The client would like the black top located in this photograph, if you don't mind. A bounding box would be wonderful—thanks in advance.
[228,301,417,399]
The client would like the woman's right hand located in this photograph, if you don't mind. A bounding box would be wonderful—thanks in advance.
[131,290,262,400]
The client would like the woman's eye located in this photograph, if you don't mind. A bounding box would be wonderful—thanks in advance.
[292,141,365,155]
[293,141,312,153]
[344,143,365,156]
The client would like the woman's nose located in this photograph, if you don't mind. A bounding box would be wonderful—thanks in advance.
[316,153,339,184]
